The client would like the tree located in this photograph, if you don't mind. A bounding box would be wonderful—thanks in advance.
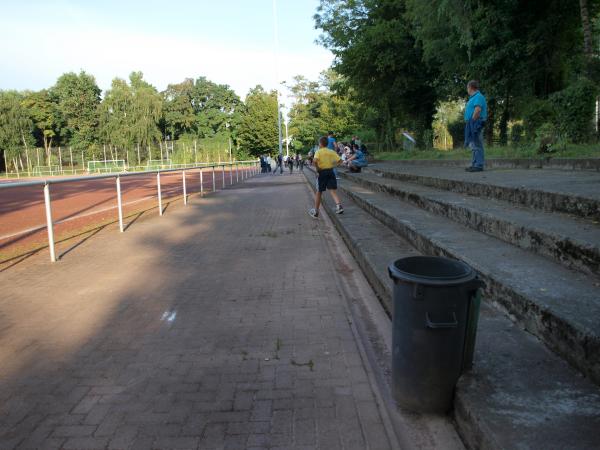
[99,77,133,151]
[405,0,590,144]
[581,0,594,58]
[162,78,196,139]
[100,72,162,157]
[0,91,35,171]
[288,72,365,151]
[53,71,101,153]
[129,72,162,149]
[193,77,241,138]
[315,0,438,149]
[237,86,279,156]
[21,89,62,161]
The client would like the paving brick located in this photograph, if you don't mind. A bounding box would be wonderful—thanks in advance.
[52,425,96,437]
[223,434,248,450]
[207,411,249,424]
[61,437,110,449]
[18,437,64,450]
[199,423,226,448]
[83,403,111,425]
[317,428,342,450]
[270,410,293,435]
[246,433,268,447]
[250,400,271,422]
[107,425,138,449]
[226,421,269,435]
[152,437,199,449]
[293,417,316,445]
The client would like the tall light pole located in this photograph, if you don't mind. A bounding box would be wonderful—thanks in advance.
[285,120,289,157]
[277,96,283,157]
[273,0,283,156]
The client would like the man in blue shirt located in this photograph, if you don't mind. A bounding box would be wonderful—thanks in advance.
[327,131,337,150]
[327,131,339,178]
[464,80,487,172]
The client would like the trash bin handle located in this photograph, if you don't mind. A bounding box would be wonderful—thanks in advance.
[426,312,458,329]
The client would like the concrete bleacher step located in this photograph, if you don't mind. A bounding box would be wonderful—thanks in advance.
[340,171,600,277]
[370,165,600,220]
[304,169,600,449]
[336,175,600,386]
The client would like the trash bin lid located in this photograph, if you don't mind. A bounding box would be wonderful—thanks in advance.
[389,256,476,286]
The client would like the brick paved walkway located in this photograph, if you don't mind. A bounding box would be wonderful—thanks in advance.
[0,173,394,449]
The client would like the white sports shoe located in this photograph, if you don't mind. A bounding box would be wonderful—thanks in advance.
[308,208,319,219]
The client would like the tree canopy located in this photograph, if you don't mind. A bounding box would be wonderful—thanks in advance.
[236,86,279,156]
[314,0,600,149]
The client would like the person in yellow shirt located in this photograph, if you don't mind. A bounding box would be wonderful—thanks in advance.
[309,136,344,218]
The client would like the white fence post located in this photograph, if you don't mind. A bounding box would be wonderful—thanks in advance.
[200,168,204,196]
[230,164,233,185]
[222,165,225,188]
[182,170,187,205]
[157,172,163,216]
[212,166,216,192]
[236,163,239,183]
[116,175,124,232]
[43,183,56,262]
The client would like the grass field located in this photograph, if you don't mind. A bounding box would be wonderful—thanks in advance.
[375,143,600,161]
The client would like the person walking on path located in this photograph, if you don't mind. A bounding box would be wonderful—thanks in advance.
[273,153,283,175]
[464,80,487,172]
[288,155,294,174]
[309,136,344,218]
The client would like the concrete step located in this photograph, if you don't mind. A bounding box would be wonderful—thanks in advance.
[340,171,600,277]
[376,157,600,171]
[334,174,600,385]
[303,169,600,450]
[370,164,600,220]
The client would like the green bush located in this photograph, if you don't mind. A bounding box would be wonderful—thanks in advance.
[447,119,464,149]
[422,129,434,150]
[522,99,556,141]
[535,123,558,154]
[549,78,597,143]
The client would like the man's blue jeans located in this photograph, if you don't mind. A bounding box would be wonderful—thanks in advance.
[469,129,485,169]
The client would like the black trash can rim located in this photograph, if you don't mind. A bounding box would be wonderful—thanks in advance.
[389,256,476,286]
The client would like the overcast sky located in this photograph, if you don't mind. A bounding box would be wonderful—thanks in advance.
[0,0,333,102]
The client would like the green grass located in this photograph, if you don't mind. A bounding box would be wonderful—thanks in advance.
[375,143,600,161]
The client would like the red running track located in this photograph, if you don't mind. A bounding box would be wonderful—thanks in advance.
[0,166,251,259]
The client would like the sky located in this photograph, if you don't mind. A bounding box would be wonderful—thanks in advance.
[0,0,333,104]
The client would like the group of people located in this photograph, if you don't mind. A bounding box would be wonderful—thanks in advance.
[329,132,369,173]
[259,154,305,174]
[256,132,371,219]
[308,132,369,173]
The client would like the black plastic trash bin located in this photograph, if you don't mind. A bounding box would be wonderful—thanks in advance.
[388,256,485,413]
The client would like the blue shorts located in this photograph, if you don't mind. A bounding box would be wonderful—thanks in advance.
[317,169,337,192]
